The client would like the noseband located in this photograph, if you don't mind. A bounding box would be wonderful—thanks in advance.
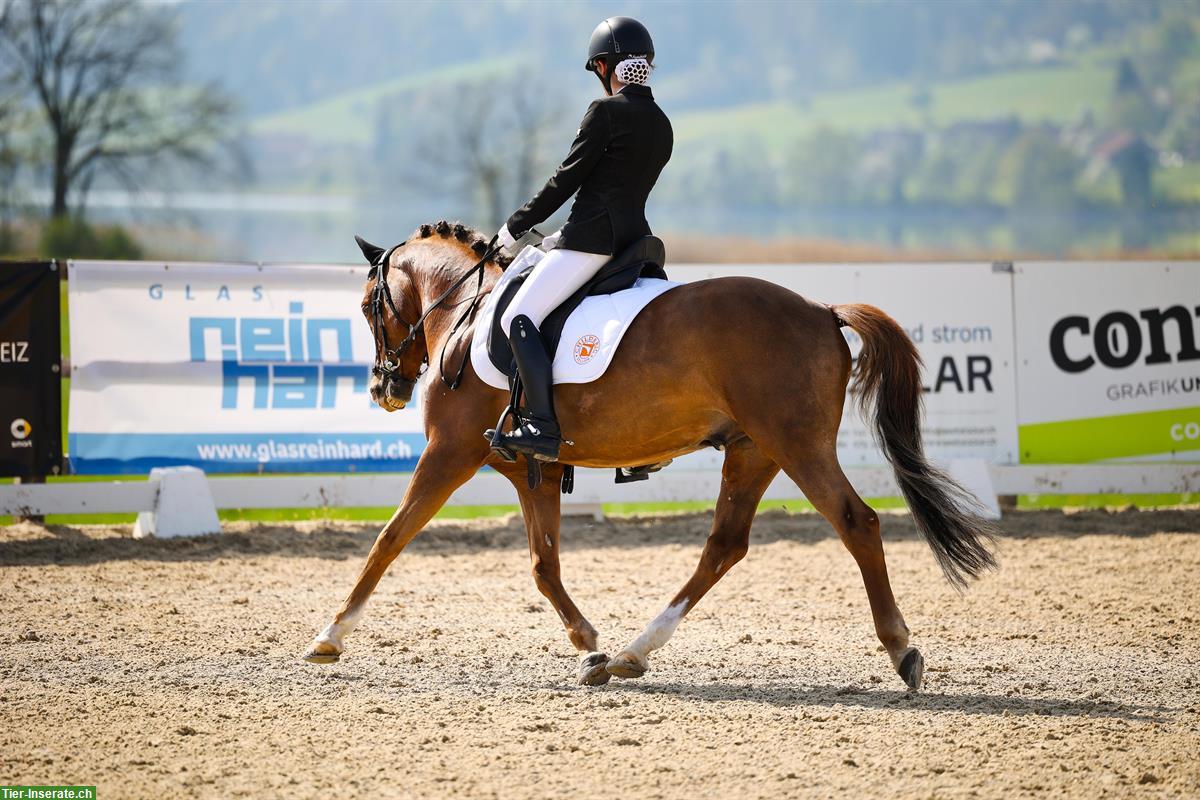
[367,235,499,390]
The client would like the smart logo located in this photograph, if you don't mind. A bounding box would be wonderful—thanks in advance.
[189,302,368,409]
[10,417,32,449]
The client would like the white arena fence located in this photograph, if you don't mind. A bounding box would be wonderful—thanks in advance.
[2,258,1197,534]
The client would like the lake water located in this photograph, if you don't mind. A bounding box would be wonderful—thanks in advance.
[75,190,1200,263]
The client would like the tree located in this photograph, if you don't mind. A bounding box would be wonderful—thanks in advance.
[0,0,237,218]
[408,77,566,230]
[0,94,17,245]
[0,4,21,247]
[995,129,1081,211]
[1108,57,1162,135]
[781,128,866,208]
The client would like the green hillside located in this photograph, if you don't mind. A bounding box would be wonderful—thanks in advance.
[250,48,1144,153]
[251,58,511,146]
[676,54,1129,151]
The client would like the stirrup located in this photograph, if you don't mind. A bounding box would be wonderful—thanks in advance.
[486,432,518,463]
[484,405,518,462]
[495,407,561,462]
[502,425,561,462]
[615,459,673,483]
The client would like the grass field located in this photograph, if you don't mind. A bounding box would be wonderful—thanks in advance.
[5,474,1195,528]
[673,60,1117,150]
[251,57,510,147]
[1156,161,1200,203]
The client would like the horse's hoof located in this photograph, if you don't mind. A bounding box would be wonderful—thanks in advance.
[302,642,342,664]
[606,651,648,679]
[578,651,611,686]
[897,647,924,691]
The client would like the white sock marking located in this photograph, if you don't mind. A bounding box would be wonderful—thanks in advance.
[626,598,689,659]
[314,605,364,650]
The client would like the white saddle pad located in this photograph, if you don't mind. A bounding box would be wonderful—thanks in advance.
[469,246,680,391]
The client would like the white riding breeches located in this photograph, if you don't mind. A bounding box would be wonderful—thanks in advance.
[499,248,610,332]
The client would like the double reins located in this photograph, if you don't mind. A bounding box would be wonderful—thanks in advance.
[369,235,500,391]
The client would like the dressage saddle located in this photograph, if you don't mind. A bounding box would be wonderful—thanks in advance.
[485,234,671,491]
[485,234,667,377]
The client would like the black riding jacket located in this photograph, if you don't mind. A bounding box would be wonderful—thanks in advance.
[506,83,673,256]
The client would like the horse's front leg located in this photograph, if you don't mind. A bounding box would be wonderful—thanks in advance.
[501,462,609,686]
[303,438,485,663]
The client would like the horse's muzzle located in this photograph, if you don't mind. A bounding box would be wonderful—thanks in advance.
[370,375,415,412]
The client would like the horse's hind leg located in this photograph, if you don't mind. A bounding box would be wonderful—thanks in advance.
[303,442,484,664]
[607,438,779,679]
[503,462,609,686]
[777,449,922,690]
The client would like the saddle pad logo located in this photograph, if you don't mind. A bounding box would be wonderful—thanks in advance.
[573,334,600,364]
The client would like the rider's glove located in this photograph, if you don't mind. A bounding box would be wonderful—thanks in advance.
[540,229,562,252]
[496,224,518,252]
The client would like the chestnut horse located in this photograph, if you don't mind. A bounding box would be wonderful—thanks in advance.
[303,220,996,689]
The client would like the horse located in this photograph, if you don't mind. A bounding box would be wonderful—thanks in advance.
[303,219,997,689]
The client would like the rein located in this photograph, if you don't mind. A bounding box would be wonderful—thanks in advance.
[369,235,499,391]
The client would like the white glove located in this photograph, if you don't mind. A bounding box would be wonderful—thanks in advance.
[496,224,517,251]
[540,228,563,251]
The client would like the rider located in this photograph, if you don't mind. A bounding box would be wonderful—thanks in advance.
[491,16,673,463]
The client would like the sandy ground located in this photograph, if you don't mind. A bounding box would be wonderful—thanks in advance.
[1,507,1198,799]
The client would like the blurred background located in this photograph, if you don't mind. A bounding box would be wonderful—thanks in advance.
[1,0,1198,264]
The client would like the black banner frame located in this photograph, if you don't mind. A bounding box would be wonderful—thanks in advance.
[0,260,64,479]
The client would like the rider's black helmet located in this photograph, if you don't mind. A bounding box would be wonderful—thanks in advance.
[585,16,654,94]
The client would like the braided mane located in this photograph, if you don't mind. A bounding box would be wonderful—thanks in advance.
[411,219,513,268]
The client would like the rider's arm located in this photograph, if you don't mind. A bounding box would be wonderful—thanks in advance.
[505,100,611,237]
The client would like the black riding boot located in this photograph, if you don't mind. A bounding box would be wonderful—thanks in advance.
[498,315,561,462]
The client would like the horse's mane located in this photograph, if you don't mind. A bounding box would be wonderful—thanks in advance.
[410,219,513,270]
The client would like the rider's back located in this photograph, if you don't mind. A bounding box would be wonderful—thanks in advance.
[508,84,673,257]
[564,85,673,255]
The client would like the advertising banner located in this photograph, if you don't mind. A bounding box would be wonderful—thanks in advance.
[67,261,424,474]
[81,258,1184,475]
[670,263,1020,466]
[1013,261,1200,463]
[0,261,63,478]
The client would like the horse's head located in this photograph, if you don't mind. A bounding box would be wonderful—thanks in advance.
[355,221,504,412]
[357,235,426,411]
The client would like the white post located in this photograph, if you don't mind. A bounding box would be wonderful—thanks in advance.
[132,466,221,538]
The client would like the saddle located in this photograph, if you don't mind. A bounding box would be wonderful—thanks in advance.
[486,234,667,376]
[485,234,671,492]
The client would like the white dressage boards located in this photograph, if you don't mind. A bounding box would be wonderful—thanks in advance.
[4,462,1199,537]
[6,259,1195,534]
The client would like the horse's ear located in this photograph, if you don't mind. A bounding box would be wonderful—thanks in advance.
[354,235,386,265]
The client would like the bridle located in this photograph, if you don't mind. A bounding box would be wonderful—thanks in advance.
[367,235,499,391]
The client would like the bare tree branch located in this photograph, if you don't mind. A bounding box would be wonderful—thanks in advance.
[0,0,238,218]
[405,75,567,230]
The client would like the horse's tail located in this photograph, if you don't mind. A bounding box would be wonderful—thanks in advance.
[831,303,997,589]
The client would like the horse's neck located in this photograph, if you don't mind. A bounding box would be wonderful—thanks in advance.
[414,259,502,353]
